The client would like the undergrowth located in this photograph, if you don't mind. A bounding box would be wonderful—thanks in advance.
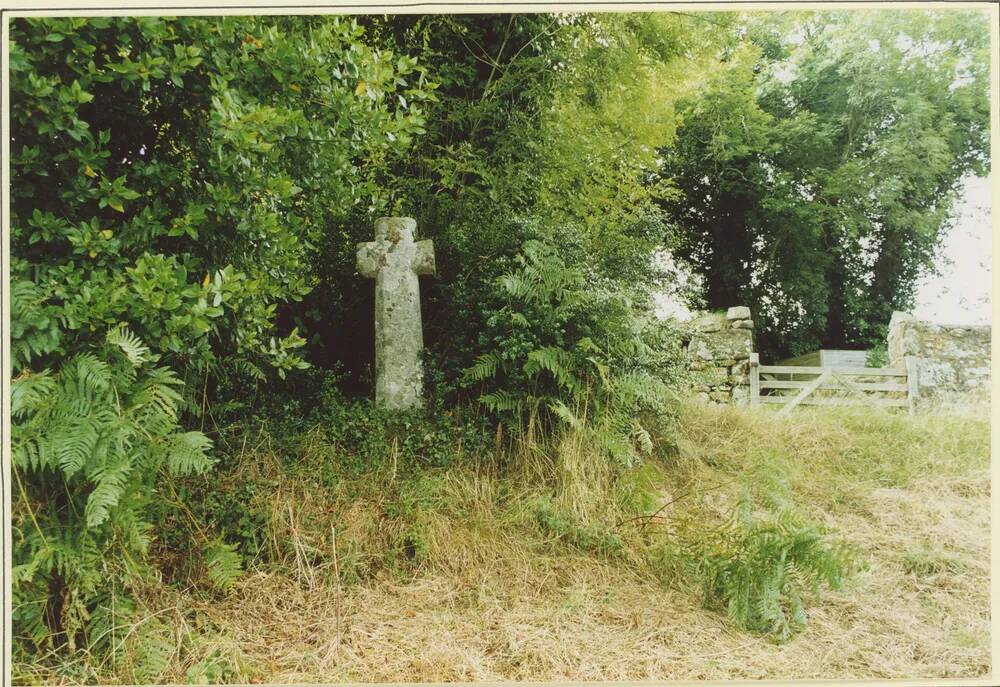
[12,397,990,683]
[683,495,853,641]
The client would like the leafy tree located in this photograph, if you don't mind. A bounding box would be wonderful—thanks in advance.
[660,10,990,359]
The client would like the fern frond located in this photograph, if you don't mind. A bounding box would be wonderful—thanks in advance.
[10,277,61,371]
[548,399,582,430]
[53,417,101,478]
[204,540,243,592]
[687,502,854,641]
[525,346,577,391]
[165,431,215,476]
[463,352,503,383]
[13,432,49,471]
[107,324,151,367]
[130,617,174,683]
[129,367,183,426]
[86,590,137,665]
[10,371,56,420]
[633,423,653,454]
[613,370,670,409]
[585,356,610,384]
[479,390,521,413]
[499,273,541,303]
[84,456,132,528]
[71,353,113,393]
[228,357,266,382]
[510,311,530,328]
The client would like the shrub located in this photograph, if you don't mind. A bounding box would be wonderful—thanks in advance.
[9,14,432,658]
[865,343,889,368]
[463,236,686,465]
[314,397,493,474]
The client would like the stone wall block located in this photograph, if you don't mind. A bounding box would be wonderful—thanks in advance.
[731,359,751,376]
[887,310,991,396]
[683,305,756,405]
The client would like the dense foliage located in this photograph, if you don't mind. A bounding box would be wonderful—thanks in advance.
[8,8,990,667]
[9,14,431,655]
[660,10,990,358]
[293,13,720,390]
[463,235,684,463]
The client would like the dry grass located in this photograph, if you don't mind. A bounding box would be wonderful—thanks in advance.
[14,401,991,683]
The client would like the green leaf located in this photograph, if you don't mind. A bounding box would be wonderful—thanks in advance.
[106,324,150,366]
[203,540,243,592]
[165,431,214,476]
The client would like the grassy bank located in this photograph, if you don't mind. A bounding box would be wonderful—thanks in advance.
[14,400,990,684]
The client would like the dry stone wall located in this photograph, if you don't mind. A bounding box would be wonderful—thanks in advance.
[683,306,754,405]
[887,311,991,396]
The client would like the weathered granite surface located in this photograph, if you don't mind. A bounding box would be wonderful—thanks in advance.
[683,308,754,405]
[357,217,436,410]
[887,311,990,396]
[726,306,751,321]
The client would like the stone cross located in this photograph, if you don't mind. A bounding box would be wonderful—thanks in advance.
[357,217,435,410]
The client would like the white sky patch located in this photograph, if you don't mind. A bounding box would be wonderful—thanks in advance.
[652,250,702,321]
[654,294,694,321]
[772,62,797,85]
[760,160,777,183]
[912,174,992,325]
[949,56,977,91]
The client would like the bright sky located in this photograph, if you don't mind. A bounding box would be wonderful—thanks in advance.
[912,174,992,325]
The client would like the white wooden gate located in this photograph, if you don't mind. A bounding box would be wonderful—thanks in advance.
[749,353,919,416]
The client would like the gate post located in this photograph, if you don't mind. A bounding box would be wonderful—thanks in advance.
[905,355,919,415]
[749,352,760,408]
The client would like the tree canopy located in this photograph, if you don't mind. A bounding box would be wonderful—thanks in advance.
[659,10,990,358]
